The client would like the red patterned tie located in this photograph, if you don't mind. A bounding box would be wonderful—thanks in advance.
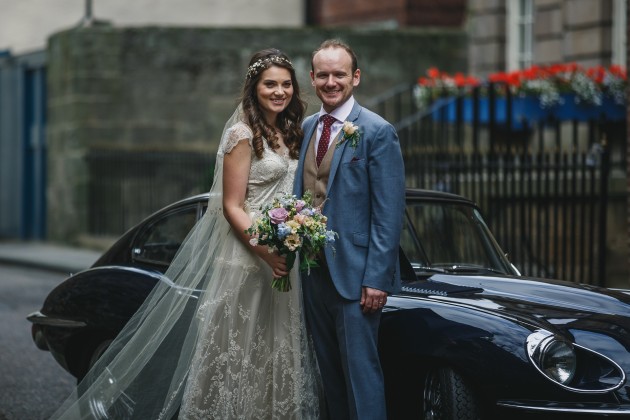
[316,114,336,166]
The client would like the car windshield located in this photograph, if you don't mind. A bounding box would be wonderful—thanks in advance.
[401,200,514,276]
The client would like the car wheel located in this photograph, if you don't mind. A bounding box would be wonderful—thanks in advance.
[85,380,135,420]
[423,366,480,420]
[75,337,136,420]
[87,339,113,372]
[75,336,114,383]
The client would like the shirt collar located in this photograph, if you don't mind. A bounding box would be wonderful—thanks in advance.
[318,96,355,123]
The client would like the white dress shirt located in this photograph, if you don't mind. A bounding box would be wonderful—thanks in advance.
[315,96,355,153]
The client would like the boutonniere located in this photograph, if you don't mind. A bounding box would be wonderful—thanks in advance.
[336,121,360,149]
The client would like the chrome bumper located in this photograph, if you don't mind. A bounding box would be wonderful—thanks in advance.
[26,310,87,328]
[498,400,630,415]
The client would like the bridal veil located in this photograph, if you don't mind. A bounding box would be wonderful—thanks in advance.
[49,106,322,419]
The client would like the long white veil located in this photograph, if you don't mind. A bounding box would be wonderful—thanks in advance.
[50,106,247,420]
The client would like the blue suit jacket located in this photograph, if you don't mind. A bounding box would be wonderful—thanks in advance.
[294,101,405,300]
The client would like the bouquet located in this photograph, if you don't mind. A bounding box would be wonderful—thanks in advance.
[246,191,336,292]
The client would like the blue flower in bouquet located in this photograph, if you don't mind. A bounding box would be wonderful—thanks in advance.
[300,208,315,216]
[277,223,292,239]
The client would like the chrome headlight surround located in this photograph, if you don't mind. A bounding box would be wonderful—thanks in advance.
[527,330,576,386]
[526,330,626,393]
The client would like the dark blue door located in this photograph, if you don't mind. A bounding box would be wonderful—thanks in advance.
[22,66,47,239]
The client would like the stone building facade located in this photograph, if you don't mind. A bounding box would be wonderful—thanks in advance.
[468,0,626,75]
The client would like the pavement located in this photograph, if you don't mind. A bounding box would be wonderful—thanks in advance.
[0,241,102,275]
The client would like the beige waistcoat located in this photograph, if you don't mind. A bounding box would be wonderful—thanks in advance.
[302,129,338,208]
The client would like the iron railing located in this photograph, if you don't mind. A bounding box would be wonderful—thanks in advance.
[394,83,622,286]
[87,150,214,236]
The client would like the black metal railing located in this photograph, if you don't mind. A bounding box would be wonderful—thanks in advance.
[392,82,623,286]
[87,150,214,236]
[364,83,418,126]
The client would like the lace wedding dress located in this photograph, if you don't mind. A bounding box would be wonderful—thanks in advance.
[50,111,322,420]
[178,121,322,419]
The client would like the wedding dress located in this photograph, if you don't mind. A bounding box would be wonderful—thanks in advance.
[50,109,322,420]
[178,120,322,419]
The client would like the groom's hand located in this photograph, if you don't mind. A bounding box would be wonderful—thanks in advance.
[360,286,387,314]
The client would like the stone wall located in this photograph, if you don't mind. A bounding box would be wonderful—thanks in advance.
[46,25,467,244]
[467,0,507,74]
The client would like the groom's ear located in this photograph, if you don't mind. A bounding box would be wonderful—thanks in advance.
[352,69,361,87]
[310,71,315,85]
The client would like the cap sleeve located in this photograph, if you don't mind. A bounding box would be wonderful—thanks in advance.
[220,121,254,155]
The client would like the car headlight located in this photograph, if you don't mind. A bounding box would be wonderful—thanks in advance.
[527,330,576,385]
[538,339,576,383]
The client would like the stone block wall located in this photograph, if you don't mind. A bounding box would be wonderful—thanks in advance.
[46,25,467,243]
[468,0,617,75]
[467,0,506,74]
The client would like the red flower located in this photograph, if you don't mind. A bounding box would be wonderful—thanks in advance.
[609,64,627,79]
[415,62,627,109]
[427,67,440,79]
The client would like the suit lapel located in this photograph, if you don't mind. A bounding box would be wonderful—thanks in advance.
[326,102,362,193]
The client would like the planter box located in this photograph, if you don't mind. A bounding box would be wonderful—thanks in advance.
[551,93,625,121]
[432,93,625,127]
[432,96,546,129]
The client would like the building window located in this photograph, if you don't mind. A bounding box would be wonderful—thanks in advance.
[507,0,534,71]
[612,0,626,66]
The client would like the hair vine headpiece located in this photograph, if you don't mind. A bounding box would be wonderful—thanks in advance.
[246,56,293,79]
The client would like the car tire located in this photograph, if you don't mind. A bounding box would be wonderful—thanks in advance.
[75,337,138,420]
[423,366,480,420]
[75,335,180,419]
[87,339,113,371]
[75,336,114,384]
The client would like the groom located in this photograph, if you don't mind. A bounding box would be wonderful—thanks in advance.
[294,39,405,419]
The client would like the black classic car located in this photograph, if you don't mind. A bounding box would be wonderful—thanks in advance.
[28,189,630,419]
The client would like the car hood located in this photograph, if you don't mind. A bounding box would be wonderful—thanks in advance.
[408,274,630,341]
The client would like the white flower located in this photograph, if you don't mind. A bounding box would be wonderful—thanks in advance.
[342,121,358,135]
[337,121,361,148]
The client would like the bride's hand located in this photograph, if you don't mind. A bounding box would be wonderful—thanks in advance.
[255,247,289,278]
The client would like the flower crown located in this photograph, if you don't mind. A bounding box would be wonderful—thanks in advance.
[246,56,293,79]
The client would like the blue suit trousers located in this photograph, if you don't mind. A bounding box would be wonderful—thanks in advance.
[302,266,386,420]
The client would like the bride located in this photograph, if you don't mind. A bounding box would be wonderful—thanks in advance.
[50,49,323,419]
